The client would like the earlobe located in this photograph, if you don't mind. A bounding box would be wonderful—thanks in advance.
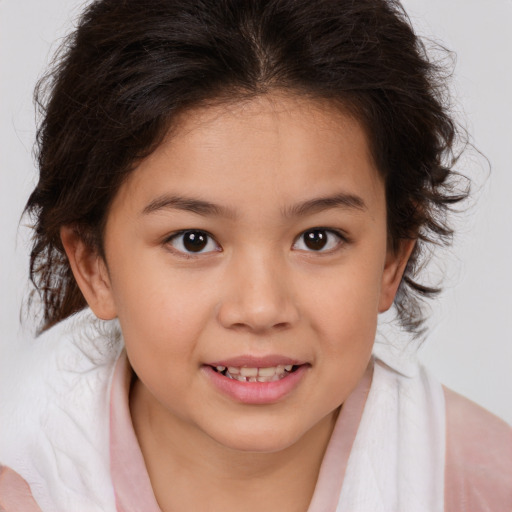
[60,226,117,320]
[378,239,416,313]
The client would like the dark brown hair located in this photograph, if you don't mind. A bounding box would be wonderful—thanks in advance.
[25,0,467,334]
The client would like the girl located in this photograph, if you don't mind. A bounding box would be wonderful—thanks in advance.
[1,0,511,511]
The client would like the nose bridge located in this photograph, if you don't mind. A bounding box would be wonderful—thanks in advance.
[217,246,299,332]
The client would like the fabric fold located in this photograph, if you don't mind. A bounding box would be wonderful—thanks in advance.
[337,358,445,512]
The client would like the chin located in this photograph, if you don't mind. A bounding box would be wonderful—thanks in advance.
[217,436,299,455]
[209,421,305,454]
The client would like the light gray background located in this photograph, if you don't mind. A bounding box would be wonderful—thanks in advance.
[1,0,511,424]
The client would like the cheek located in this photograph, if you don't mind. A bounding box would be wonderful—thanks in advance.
[108,257,216,372]
[306,265,383,335]
[311,278,379,390]
[118,286,210,402]
[301,257,384,386]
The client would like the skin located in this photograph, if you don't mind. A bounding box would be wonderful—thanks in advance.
[62,93,414,512]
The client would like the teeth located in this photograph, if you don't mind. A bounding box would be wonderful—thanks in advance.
[240,367,258,377]
[257,367,277,377]
[218,364,298,383]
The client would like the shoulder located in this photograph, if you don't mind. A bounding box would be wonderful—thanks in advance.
[0,309,122,443]
[0,310,122,511]
[443,386,512,511]
[0,466,41,512]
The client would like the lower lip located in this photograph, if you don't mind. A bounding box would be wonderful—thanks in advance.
[202,365,309,405]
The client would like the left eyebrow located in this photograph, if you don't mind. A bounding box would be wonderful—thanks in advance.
[141,194,237,218]
[283,192,367,218]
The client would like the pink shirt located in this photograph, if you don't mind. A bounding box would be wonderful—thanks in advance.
[1,353,511,511]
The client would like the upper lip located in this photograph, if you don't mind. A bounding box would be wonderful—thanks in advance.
[206,355,306,368]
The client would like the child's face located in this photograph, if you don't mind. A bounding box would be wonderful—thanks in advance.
[77,94,410,453]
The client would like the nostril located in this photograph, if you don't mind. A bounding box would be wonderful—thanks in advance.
[230,322,248,331]
[227,322,289,333]
[216,278,300,332]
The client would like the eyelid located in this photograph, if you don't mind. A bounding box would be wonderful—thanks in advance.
[162,227,347,257]
[164,229,221,257]
[292,228,347,252]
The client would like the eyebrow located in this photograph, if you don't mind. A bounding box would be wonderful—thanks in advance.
[141,191,367,218]
[141,195,236,218]
[284,192,367,217]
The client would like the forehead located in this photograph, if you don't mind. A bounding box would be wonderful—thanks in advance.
[112,93,384,218]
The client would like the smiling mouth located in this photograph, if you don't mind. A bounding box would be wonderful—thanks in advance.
[211,365,300,383]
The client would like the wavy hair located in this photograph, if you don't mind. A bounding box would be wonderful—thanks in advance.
[25,0,468,334]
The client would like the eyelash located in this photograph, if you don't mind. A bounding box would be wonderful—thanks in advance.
[164,228,348,257]
[292,228,347,253]
[164,230,221,258]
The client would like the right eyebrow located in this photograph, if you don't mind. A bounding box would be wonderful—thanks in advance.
[141,194,237,219]
[283,192,367,218]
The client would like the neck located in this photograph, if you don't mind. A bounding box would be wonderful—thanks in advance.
[130,380,338,512]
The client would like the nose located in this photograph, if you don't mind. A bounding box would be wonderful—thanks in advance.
[217,252,300,333]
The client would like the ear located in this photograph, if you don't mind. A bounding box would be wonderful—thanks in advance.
[378,238,416,313]
[60,226,117,320]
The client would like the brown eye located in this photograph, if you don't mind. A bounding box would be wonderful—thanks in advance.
[183,231,207,252]
[168,230,220,254]
[304,230,328,250]
[293,228,343,252]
